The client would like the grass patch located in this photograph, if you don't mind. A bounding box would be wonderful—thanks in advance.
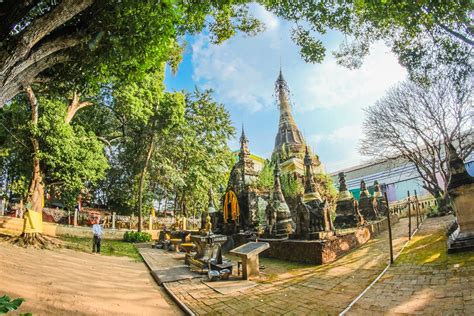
[395,231,474,267]
[60,236,143,262]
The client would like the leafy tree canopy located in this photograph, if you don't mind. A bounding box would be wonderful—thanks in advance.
[0,0,264,106]
[262,0,473,81]
[0,94,108,208]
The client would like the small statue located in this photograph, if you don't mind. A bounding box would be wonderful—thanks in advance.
[204,214,213,233]
[295,196,310,237]
[265,204,277,235]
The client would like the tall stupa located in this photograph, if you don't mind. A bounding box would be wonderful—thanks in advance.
[273,70,324,175]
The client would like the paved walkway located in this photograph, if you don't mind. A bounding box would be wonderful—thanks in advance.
[348,216,474,315]
[140,218,413,315]
[137,244,201,284]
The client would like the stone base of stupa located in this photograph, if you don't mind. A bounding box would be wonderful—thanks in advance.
[448,227,474,253]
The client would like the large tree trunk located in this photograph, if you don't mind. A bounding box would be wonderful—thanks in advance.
[137,136,155,232]
[10,86,55,248]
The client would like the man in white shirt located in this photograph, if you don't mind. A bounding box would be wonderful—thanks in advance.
[92,218,103,253]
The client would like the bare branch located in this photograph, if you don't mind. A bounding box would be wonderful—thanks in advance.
[360,70,472,198]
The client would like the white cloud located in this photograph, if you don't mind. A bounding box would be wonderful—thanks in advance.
[297,42,407,112]
[191,34,275,112]
[191,5,406,114]
[253,4,279,30]
[188,4,407,171]
[308,125,365,172]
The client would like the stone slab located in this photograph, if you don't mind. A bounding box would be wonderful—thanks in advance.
[151,266,200,285]
[137,244,202,285]
[202,280,258,294]
[230,241,270,257]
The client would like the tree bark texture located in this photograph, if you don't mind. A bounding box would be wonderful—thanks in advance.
[0,0,93,107]
[24,85,44,214]
[137,135,155,232]
[10,86,60,248]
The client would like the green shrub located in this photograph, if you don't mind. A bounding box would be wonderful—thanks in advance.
[123,231,152,243]
[426,205,440,218]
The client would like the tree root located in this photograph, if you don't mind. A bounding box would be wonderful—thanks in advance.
[9,232,62,249]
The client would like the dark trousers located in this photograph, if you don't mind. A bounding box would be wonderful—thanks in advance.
[93,235,101,253]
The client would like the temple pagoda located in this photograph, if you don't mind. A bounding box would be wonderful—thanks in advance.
[223,126,260,232]
[272,70,324,175]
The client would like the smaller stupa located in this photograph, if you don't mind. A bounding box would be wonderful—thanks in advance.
[295,147,334,238]
[358,179,378,221]
[334,172,363,228]
[223,126,260,232]
[264,158,295,237]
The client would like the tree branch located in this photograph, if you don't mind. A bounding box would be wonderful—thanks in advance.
[3,34,82,86]
[65,92,93,124]
[0,0,93,82]
[0,51,69,108]
[437,22,474,46]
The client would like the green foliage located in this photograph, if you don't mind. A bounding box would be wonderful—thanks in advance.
[314,173,338,211]
[263,0,472,82]
[4,0,264,101]
[103,84,235,218]
[280,173,303,198]
[0,95,108,206]
[123,231,152,243]
[426,204,440,218]
[0,295,24,314]
[147,88,235,218]
[102,69,186,215]
[254,159,274,191]
[9,176,29,198]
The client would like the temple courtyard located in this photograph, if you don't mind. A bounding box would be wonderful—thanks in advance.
[3,215,471,315]
[139,216,474,315]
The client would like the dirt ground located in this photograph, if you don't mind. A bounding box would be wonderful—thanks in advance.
[0,241,183,315]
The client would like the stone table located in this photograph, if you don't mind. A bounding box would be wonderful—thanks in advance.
[230,242,270,280]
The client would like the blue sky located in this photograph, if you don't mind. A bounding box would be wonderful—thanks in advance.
[164,4,407,173]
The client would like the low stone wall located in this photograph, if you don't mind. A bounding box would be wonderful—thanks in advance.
[260,215,399,265]
[0,216,159,240]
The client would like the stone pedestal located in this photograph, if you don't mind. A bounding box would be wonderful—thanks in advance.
[334,198,361,229]
[446,143,474,253]
[448,184,474,253]
[230,242,270,280]
[188,234,232,274]
[170,238,182,252]
[359,197,378,221]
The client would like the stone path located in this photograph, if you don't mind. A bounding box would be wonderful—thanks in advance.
[140,218,413,315]
[137,244,201,284]
[348,215,474,315]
